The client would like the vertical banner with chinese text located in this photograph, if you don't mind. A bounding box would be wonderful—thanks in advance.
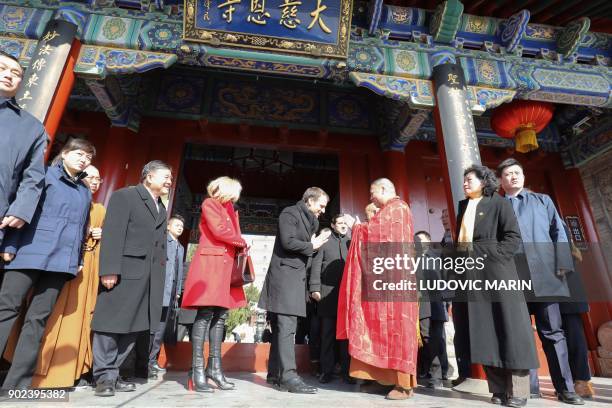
[183,0,352,58]
[16,19,77,122]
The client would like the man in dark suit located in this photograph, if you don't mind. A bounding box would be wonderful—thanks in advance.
[415,231,449,389]
[148,214,186,374]
[498,158,584,405]
[91,161,172,397]
[149,215,185,373]
[258,187,331,394]
[309,215,353,384]
[0,51,46,247]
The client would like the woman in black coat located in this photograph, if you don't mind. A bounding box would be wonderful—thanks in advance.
[456,165,538,407]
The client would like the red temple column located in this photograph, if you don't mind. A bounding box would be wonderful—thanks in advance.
[43,39,81,158]
[96,127,135,206]
[382,150,410,202]
[565,168,612,375]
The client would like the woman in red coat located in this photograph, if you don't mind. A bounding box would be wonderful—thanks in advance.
[182,176,247,393]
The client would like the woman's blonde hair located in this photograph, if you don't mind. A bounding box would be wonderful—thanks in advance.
[207,176,242,203]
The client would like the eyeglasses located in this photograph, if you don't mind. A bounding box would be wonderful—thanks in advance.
[85,176,103,183]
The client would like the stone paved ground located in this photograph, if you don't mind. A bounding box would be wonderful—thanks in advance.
[1,373,611,408]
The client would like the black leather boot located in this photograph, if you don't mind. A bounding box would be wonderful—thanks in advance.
[189,309,214,393]
[206,309,235,390]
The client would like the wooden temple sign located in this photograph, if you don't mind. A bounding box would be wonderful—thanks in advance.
[183,0,353,58]
[565,215,588,250]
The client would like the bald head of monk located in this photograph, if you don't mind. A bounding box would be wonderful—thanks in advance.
[369,178,397,208]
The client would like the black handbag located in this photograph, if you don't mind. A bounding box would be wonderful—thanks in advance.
[163,298,180,345]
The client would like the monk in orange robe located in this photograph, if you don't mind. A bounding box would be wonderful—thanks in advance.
[31,165,105,388]
[337,178,418,400]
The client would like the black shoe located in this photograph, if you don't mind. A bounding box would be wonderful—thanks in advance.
[342,375,356,385]
[318,373,334,384]
[115,379,136,392]
[280,377,317,394]
[206,357,235,390]
[557,391,585,405]
[530,392,542,399]
[504,397,527,407]
[95,380,115,397]
[188,368,214,393]
[491,393,506,405]
[266,374,280,385]
[310,360,321,377]
[452,376,467,387]
[149,363,166,373]
[427,378,442,389]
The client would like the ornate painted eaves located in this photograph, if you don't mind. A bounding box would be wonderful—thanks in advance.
[557,17,591,58]
[349,72,516,114]
[74,44,176,78]
[430,0,464,44]
[0,35,38,67]
[499,9,529,54]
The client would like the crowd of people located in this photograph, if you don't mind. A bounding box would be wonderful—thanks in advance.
[0,49,596,408]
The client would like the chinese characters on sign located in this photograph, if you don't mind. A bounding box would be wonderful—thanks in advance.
[15,19,77,122]
[565,216,588,250]
[216,0,330,30]
[184,0,353,58]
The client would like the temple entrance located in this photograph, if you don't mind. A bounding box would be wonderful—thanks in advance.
[173,143,340,342]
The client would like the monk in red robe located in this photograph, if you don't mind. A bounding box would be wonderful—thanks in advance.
[337,178,418,400]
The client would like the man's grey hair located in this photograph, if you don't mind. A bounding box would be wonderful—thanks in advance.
[141,160,172,182]
[371,178,396,194]
[302,187,329,203]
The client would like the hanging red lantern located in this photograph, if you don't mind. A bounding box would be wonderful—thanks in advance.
[490,100,554,153]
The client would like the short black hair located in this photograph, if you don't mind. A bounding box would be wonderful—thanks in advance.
[414,230,431,240]
[51,137,96,165]
[141,160,172,182]
[464,165,500,197]
[331,214,345,225]
[169,214,185,224]
[496,158,524,177]
[0,50,22,70]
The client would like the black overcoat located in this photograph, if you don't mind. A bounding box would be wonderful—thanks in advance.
[258,201,318,318]
[91,184,167,334]
[456,194,539,370]
[309,230,350,317]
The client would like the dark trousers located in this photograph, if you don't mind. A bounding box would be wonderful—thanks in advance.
[268,313,299,382]
[93,331,138,384]
[451,301,471,378]
[419,318,447,380]
[562,313,591,382]
[0,269,67,389]
[309,311,321,363]
[528,302,574,393]
[484,366,529,399]
[320,316,349,376]
[149,307,169,366]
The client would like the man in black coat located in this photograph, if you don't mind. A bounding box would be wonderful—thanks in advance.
[258,187,331,394]
[0,51,46,247]
[415,231,449,389]
[309,214,353,384]
[91,161,172,397]
[498,158,584,405]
